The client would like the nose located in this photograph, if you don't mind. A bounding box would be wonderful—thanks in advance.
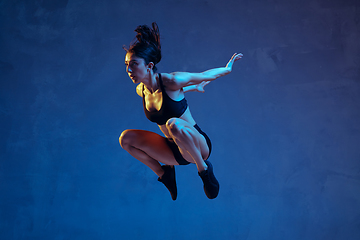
[126,66,132,73]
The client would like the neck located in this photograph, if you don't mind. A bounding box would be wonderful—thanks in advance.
[144,72,158,93]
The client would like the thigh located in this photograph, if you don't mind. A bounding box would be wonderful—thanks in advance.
[166,119,210,161]
[123,129,181,166]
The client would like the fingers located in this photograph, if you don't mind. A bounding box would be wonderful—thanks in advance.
[231,53,244,62]
[200,81,210,86]
[230,53,243,62]
[197,81,210,93]
[234,53,243,60]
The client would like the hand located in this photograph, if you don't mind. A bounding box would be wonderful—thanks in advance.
[232,53,243,61]
[226,53,243,70]
[195,81,210,92]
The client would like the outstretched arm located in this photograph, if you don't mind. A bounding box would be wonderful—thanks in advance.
[162,53,243,90]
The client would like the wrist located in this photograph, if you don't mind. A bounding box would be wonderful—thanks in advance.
[225,67,232,74]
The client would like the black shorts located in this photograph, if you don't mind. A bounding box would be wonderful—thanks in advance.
[165,124,212,165]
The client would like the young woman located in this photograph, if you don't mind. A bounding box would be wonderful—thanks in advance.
[119,22,243,200]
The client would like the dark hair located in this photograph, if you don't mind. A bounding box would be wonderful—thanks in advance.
[124,22,162,72]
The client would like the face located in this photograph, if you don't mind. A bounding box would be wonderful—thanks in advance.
[125,52,149,84]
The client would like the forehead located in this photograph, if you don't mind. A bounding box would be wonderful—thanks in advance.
[125,52,144,62]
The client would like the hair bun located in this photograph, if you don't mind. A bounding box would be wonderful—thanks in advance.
[134,23,160,48]
[126,22,162,72]
[134,25,151,44]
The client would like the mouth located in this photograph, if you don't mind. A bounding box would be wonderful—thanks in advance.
[129,75,137,83]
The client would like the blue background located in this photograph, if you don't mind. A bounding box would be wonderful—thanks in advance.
[1,0,360,239]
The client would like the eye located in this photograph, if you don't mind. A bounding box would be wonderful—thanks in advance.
[125,61,138,68]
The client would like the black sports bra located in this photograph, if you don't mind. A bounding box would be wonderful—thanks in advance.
[143,74,188,125]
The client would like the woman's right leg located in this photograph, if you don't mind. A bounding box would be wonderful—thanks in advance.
[119,129,180,177]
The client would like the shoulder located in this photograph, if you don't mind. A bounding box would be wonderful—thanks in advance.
[159,72,184,91]
[159,73,185,99]
[159,73,175,84]
[136,83,144,97]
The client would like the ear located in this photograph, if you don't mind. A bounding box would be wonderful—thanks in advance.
[147,62,154,71]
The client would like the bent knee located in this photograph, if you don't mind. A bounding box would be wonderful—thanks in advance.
[119,129,136,148]
[166,118,183,135]
[166,118,191,138]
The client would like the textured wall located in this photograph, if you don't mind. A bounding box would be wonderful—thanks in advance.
[1,0,360,239]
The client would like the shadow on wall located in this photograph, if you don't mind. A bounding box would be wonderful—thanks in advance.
[249,47,284,73]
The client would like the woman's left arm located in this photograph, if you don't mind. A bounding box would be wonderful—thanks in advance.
[183,81,210,93]
[163,53,243,90]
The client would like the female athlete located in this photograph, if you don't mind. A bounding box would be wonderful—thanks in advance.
[119,22,243,200]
